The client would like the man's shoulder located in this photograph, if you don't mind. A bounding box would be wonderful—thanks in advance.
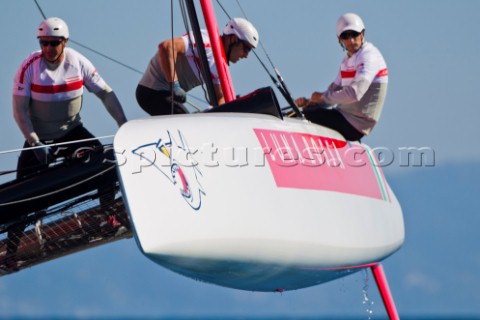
[360,42,383,56]
[64,47,87,61]
[184,29,211,45]
[14,52,42,89]
[19,51,42,67]
[357,42,386,63]
[64,47,96,68]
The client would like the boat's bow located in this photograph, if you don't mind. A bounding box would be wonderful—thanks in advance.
[114,109,404,291]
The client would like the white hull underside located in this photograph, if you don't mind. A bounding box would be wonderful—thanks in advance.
[114,113,404,291]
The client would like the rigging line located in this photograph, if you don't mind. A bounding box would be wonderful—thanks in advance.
[170,0,175,115]
[215,0,282,89]
[187,92,210,104]
[228,0,304,118]
[34,0,208,108]
[45,192,101,217]
[175,1,212,112]
[33,0,47,19]
[176,1,210,110]
[235,0,247,18]
[214,0,287,93]
[232,0,278,72]
[0,165,116,206]
[0,170,16,177]
[215,0,232,20]
[69,40,143,75]
[47,189,118,217]
[185,100,203,112]
[0,135,114,156]
[179,0,212,106]
[32,0,208,110]
[33,0,143,75]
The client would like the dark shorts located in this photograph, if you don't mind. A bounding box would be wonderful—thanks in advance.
[16,125,103,178]
[136,85,188,116]
[303,105,364,141]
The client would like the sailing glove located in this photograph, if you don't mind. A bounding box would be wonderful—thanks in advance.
[31,141,54,164]
[171,80,187,103]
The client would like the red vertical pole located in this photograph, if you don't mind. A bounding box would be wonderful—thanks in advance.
[199,0,236,103]
[371,263,400,320]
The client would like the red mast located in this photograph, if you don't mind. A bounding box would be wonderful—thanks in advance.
[200,0,236,103]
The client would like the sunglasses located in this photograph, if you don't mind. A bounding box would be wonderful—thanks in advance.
[242,41,252,54]
[340,31,361,40]
[39,39,63,47]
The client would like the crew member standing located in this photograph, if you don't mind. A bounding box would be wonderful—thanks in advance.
[6,17,128,270]
[136,17,259,115]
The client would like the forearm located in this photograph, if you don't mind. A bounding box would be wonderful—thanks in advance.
[159,39,180,83]
[323,86,358,105]
[323,79,371,105]
[214,84,225,106]
[95,88,127,126]
[13,95,39,144]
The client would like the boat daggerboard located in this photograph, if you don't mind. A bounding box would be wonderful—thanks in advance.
[114,112,404,292]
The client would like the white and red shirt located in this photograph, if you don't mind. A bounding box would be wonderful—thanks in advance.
[13,48,107,139]
[139,29,220,92]
[323,41,388,135]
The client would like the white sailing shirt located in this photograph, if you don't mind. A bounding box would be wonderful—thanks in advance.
[323,41,388,135]
[139,29,220,92]
[13,47,107,139]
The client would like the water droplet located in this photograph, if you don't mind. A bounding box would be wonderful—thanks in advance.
[361,269,375,320]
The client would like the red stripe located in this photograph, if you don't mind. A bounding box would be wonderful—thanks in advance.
[182,33,212,49]
[377,68,388,77]
[191,42,212,49]
[341,70,356,79]
[341,68,388,79]
[19,54,42,84]
[193,56,217,80]
[31,80,83,94]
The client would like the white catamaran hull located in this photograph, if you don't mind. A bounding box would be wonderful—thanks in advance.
[114,113,404,292]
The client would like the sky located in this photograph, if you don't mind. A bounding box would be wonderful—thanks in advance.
[0,0,479,318]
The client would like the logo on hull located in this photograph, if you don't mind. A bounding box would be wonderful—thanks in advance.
[132,130,206,210]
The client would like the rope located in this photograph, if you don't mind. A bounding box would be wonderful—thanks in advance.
[69,40,143,75]
[0,165,116,206]
[33,0,143,75]
[0,135,114,156]
[215,0,301,115]
[33,0,47,19]
[32,0,210,110]
[180,0,211,106]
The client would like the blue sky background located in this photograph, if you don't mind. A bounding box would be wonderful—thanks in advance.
[0,0,479,318]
